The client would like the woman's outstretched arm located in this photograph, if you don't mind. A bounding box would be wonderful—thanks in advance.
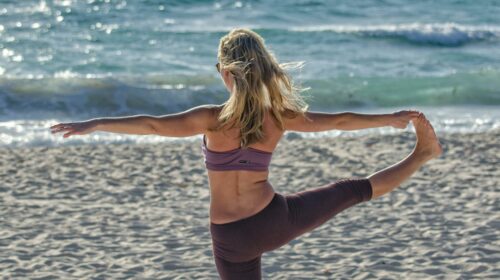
[284,110,420,132]
[50,104,219,138]
[147,104,219,137]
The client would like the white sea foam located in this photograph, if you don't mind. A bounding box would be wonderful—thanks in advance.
[155,22,500,47]
[2,106,499,147]
[290,23,500,46]
[157,22,500,46]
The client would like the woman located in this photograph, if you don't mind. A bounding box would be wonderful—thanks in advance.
[50,28,442,279]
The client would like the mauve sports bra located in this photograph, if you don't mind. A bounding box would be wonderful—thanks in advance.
[201,135,273,171]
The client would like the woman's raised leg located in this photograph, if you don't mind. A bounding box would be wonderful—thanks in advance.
[368,113,442,199]
[277,114,442,246]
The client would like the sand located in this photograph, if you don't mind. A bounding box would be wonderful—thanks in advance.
[1,130,498,279]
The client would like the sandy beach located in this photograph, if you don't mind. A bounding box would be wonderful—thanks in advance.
[1,130,498,279]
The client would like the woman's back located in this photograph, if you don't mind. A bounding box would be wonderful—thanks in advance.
[205,107,285,224]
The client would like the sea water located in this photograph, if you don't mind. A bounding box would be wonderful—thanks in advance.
[0,0,499,147]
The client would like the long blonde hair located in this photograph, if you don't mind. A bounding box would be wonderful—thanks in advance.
[212,28,309,148]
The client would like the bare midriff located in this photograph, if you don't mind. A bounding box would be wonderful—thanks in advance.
[208,169,276,224]
[204,108,286,225]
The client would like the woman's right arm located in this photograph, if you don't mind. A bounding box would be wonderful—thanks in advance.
[284,110,420,132]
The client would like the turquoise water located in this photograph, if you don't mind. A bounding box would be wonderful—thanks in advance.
[0,0,499,146]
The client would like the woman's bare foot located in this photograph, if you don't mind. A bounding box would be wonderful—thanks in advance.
[367,112,443,199]
[412,113,443,162]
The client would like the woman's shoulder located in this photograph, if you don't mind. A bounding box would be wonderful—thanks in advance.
[281,108,301,119]
[201,104,226,131]
[193,104,224,116]
[198,103,224,110]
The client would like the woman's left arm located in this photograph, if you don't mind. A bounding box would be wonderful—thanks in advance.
[147,104,219,137]
[50,104,219,138]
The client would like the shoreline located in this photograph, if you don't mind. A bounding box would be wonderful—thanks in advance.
[2,104,500,148]
[3,126,500,151]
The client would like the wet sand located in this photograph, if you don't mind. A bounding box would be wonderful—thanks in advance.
[1,130,498,279]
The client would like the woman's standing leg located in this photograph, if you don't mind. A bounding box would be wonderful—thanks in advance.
[213,255,262,280]
[368,113,442,199]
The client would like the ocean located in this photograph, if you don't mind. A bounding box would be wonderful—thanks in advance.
[1,0,499,147]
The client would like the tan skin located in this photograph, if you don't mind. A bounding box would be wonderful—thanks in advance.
[50,68,423,224]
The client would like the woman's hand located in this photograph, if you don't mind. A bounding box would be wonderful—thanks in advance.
[50,120,98,138]
[388,110,421,129]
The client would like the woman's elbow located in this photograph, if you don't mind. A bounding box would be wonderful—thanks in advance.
[144,116,163,135]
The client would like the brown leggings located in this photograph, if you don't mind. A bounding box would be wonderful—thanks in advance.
[210,178,373,279]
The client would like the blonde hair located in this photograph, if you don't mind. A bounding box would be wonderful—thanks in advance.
[212,28,309,148]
